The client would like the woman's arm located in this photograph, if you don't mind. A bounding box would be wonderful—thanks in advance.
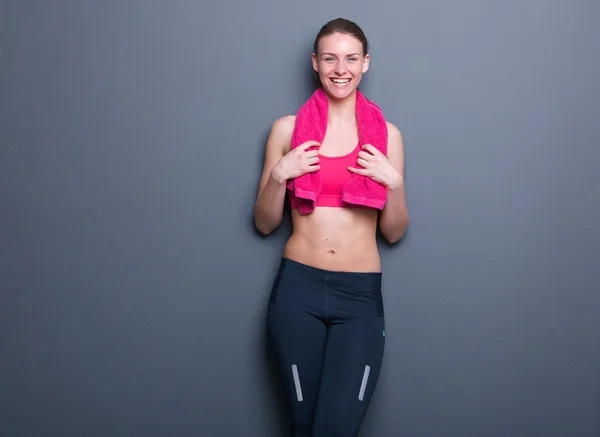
[253,116,294,235]
[378,122,410,243]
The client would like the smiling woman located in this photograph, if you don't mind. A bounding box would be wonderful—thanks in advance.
[312,24,370,102]
[253,17,409,437]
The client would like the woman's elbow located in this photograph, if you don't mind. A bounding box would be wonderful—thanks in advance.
[382,218,409,244]
[383,232,404,244]
[255,220,275,235]
[253,209,280,235]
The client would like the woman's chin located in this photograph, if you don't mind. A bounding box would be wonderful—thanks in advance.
[323,81,358,100]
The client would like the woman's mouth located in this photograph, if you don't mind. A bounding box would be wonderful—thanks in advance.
[330,78,351,85]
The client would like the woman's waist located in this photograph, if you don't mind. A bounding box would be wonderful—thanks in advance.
[283,233,381,272]
[285,206,380,271]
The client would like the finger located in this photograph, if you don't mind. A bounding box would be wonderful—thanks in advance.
[298,140,320,151]
[304,150,321,158]
[358,151,373,160]
[306,164,321,172]
[356,157,369,167]
[362,144,380,155]
[348,166,367,175]
[306,156,320,165]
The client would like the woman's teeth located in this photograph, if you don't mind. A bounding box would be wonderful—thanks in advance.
[331,78,351,84]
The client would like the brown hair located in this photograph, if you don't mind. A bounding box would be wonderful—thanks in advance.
[313,18,369,57]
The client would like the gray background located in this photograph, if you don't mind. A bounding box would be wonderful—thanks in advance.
[1,0,599,436]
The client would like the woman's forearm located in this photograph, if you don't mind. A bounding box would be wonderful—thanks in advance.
[253,169,288,235]
[379,180,409,243]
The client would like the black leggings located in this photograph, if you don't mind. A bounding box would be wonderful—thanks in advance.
[267,257,386,437]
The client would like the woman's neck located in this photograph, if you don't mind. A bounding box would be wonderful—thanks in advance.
[325,89,357,129]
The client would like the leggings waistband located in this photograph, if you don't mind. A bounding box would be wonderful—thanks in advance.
[277,257,382,290]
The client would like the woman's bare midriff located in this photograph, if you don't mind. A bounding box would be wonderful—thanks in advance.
[283,206,381,272]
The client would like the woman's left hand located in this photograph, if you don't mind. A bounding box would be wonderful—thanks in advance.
[348,144,403,190]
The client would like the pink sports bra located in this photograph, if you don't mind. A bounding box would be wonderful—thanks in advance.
[288,142,361,210]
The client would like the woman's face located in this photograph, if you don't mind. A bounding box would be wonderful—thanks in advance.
[312,32,370,100]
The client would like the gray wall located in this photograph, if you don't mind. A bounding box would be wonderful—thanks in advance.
[1,1,599,436]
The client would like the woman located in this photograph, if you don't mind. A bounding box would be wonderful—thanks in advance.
[254,18,409,437]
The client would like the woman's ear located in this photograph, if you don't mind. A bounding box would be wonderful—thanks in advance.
[362,54,370,73]
[312,53,319,73]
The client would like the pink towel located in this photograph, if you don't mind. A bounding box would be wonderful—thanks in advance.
[287,88,389,215]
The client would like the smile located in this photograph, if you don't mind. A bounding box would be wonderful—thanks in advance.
[330,78,351,84]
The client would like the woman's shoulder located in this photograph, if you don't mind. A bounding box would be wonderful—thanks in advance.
[271,115,296,134]
[385,121,402,138]
[384,121,404,161]
[269,115,296,153]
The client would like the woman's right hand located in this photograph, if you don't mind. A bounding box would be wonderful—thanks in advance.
[271,140,320,183]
